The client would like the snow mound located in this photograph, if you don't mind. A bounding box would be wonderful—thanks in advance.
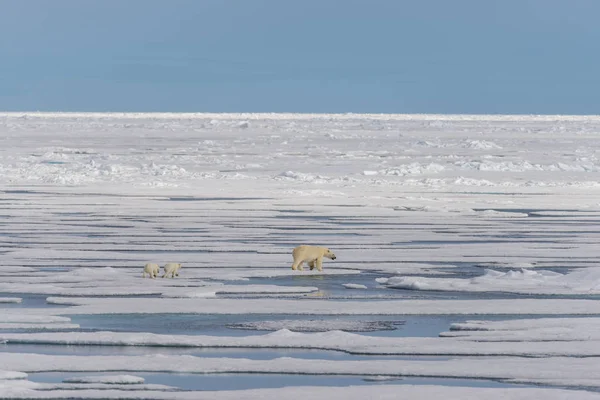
[462,140,502,150]
[365,163,445,176]
[414,140,448,148]
[476,210,529,218]
[278,171,329,183]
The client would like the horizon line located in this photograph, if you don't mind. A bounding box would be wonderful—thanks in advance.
[1,111,600,122]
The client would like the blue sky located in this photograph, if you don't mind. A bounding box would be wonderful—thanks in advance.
[1,0,598,114]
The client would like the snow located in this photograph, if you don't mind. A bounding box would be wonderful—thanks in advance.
[442,317,600,341]
[1,385,599,400]
[2,352,600,389]
[0,370,27,380]
[3,112,600,398]
[0,315,72,324]
[2,329,600,357]
[379,267,600,295]
[342,283,367,289]
[0,323,79,330]
[0,298,22,303]
[34,297,600,315]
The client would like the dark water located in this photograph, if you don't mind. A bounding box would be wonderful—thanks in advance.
[29,371,529,392]
[68,312,459,338]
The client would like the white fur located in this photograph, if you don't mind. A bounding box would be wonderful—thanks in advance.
[291,245,336,272]
[162,263,182,278]
[143,263,160,279]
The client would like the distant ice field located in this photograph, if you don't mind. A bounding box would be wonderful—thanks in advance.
[2,113,600,399]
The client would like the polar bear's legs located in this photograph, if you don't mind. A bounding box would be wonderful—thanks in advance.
[307,258,323,271]
[316,257,323,271]
[295,259,323,271]
[291,260,305,271]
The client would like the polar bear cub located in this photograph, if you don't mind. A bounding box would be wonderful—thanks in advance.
[291,245,336,272]
[143,263,160,279]
[162,263,182,278]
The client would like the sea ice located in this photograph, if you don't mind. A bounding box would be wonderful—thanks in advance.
[1,384,600,400]
[0,298,22,303]
[2,329,599,357]
[380,267,600,295]
[342,283,367,289]
[3,113,600,398]
[37,296,600,316]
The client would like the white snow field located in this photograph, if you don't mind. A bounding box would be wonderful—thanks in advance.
[2,112,600,399]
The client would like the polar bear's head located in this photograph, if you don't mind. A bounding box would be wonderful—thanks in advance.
[324,248,336,260]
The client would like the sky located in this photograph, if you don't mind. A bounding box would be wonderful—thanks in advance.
[0,0,599,114]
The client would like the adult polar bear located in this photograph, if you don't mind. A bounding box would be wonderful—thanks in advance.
[291,245,336,271]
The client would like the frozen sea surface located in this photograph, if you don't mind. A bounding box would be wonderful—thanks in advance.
[2,113,600,399]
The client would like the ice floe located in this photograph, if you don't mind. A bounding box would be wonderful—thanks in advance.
[0,323,80,331]
[443,317,600,341]
[1,384,600,400]
[0,298,21,303]
[36,297,600,316]
[0,370,27,380]
[2,329,600,358]
[342,283,367,290]
[379,267,600,295]
[2,352,600,389]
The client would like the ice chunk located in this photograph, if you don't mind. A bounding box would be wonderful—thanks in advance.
[0,298,21,303]
[342,283,367,290]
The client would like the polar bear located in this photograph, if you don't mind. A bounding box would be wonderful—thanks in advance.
[143,263,160,279]
[291,245,336,272]
[162,263,182,278]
